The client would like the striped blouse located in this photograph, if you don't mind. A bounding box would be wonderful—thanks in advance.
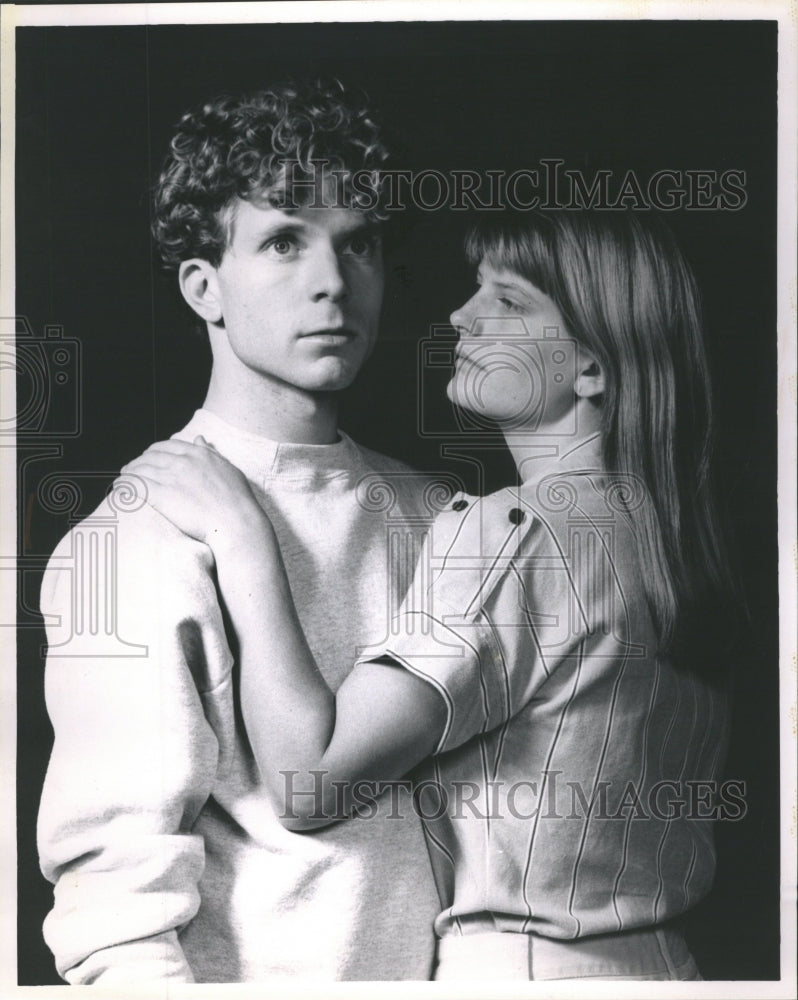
[362,436,731,941]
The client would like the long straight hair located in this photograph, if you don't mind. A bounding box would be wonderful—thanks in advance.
[466,209,735,655]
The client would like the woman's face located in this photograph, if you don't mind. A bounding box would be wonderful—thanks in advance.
[447,260,581,431]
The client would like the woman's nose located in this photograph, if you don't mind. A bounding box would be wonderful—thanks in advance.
[450,300,470,333]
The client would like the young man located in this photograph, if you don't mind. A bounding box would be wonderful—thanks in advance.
[36,80,440,983]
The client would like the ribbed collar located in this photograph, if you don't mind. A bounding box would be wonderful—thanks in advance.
[173,409,360,487]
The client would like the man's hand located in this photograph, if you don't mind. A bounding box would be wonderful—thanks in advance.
[119,436,270,548]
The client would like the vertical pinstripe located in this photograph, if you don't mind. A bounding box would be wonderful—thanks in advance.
[366,440,729,945]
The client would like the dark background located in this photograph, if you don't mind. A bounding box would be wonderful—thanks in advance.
[15,21,779,983]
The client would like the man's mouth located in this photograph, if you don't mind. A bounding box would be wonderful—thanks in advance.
[300,328,358,345]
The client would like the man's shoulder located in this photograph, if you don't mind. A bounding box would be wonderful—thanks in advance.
[40,500,215,642]
[46,489,185,553]
[47,418,207,556]
[42,467,210,602]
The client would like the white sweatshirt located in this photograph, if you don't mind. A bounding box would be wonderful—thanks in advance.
[37,409,441,984]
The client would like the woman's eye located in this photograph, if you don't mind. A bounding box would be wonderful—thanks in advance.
[499,297,522,312]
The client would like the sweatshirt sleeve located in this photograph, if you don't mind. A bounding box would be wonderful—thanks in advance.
[36,508,227,984]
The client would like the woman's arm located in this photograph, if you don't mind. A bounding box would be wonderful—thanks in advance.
[121,439,446,829]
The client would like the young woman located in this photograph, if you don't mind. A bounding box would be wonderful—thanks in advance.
[123,209,735,981]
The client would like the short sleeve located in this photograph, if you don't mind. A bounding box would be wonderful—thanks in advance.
[357,490,592,754]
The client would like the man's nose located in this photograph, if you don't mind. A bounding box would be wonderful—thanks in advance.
[310,246,347,302]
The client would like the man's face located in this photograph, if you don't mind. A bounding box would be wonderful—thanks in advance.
[211,198,384,393]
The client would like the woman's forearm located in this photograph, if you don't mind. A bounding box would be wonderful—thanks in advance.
[210,510,447,830]
[210,517,338,814]
[118,438,446,825]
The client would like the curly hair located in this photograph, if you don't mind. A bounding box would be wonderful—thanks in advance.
[152,79,391,271]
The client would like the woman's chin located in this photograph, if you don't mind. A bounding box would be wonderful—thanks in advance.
[446,376,484,410]
[447,375,531,425]
[447,380,483,420]
[448,384,523,426]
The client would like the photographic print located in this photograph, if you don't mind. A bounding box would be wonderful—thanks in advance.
[2,2,795,995]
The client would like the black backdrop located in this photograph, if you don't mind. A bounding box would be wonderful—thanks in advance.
[15,21,779,984]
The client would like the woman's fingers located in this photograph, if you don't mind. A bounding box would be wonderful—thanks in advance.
[118,438,225,485]
[140,441,203,461]
[121,439,211,469]
[115,472,201,531]
[114,470,170,497]
[121,439,233,482]
[130,439,231,475]
[114,436,253,544]
[120,457,177,480]
[118,462,204,507]
[122,447,214,478]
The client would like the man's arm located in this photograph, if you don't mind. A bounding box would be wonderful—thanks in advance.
[37,513,222,983]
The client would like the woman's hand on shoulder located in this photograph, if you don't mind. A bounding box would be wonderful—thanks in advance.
[118,436,270,549]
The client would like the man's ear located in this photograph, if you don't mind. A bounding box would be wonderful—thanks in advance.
[178,259,223,325]
[574,351,605,399]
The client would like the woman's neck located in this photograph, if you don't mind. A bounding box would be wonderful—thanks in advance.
[501,398,603,483]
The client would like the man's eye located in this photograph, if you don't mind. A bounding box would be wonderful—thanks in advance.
[263,237,298,257]
[344,235,379,258]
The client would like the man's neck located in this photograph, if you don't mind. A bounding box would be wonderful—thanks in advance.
[203,368,340,445]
